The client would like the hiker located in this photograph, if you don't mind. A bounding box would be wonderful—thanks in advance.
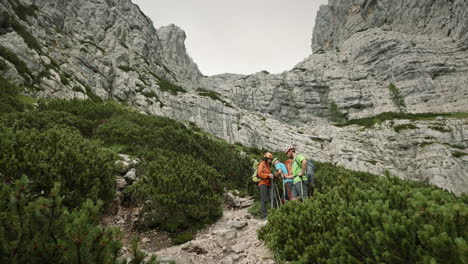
[283,159,295,201]
[273,158,293,202]
[284,145,308,200]
[257,152,274,218]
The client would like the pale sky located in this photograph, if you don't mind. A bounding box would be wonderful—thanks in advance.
[132,0,328,76]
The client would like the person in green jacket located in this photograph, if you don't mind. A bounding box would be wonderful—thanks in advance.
[284,145,308,200]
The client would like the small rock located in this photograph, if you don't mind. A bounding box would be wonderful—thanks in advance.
[141,237,150,243]
[244,214,253,219]
[239,198,254,208]
[231,243,248,254]
[157,256,176,264]
[213,229,237,240]
[221,256,233,264]
[124,168,137,183]
[115,176,127,189]
[228,220,248,230]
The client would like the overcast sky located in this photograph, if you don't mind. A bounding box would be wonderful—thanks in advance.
[132,0,328,76]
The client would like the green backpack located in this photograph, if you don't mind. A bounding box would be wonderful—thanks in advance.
[251,160,261,183]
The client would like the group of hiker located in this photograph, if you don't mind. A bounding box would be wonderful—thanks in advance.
[254,145,315,219]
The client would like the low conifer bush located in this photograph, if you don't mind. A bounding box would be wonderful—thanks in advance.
[0,177,122,263]
[130,151,223,232]
[0,126,116,208]
[258,162,468,263]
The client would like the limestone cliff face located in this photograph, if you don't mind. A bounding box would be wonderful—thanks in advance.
[312,0,468,52]
[0,0,202,101]
[0,0,467,194]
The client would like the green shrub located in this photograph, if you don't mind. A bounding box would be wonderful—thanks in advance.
[393,123,418,132]
[37,98,124,124]
[452,151,467,158]
[158,79,186,95]
[430,125,452,133]
[0,75,29,114]
[173,231,194,245]
[329,100,346,123]
[258,162,468,263]
[7,0,39,20]
[196,88,232,107]
[0,110,96,137]
[388,82,406,113]
[0,177,123,264]
[131,152,223,232]
[337,112,468,128]
[0,126,116,208]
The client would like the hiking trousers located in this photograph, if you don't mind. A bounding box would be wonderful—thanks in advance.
[258,184,271,218]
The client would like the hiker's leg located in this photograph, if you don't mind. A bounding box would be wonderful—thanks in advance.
[292,182,301,201]
[286,182,293,201]
[258,185,269,218]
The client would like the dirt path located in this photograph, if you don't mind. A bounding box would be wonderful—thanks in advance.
[150,206,275,264]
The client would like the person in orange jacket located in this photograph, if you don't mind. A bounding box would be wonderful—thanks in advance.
[257,152,274,218]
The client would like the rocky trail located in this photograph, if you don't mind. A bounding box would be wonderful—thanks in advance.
[102,180,275,264]
[152,204,274,264]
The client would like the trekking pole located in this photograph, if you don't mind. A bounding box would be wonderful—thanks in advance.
[282,177,286,203]
[274,179,281,207]
[270,178,274,208]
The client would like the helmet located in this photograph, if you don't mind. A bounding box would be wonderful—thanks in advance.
[263,152,273,159]
[283,145,294,153]
[272,158,279,164]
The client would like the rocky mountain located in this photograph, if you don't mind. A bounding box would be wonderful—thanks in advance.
[0,0,467,194]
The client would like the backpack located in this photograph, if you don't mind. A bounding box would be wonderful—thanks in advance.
[251,160,261,183]
[294,158,316,186]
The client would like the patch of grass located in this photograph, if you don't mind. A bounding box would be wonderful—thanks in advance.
[196,88,232,107]
[452,151,467,158]
[247,200,263,217]
[16,95,37,105]
[80,40,105,53]
[447,143,465,149]
[173,231,193,245]
[75,79,102,103]
[158,79,186,95]
[141,90,165,107]
[429,126,451,133]
[7,0,39,20]
[0,45,32,85]
[393,123,418,132]
[0,60,7,71]
[337,112,468,128]
[72,86,84,93]
[11,18,41,52]
[118,65,136,72]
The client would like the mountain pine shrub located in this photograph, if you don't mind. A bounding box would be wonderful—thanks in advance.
[0,177,160,264]
[0,110,96,137]
[0,126,116,208]
[258,162,467,263]
[0,75,28,114]
[0,177,123,263]
[130,151,223,232]
[329,100,346,123]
